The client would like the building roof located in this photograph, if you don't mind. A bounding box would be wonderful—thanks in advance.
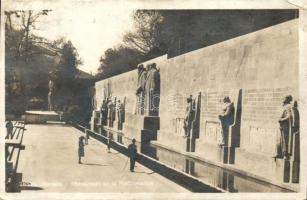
[36,43,95,81]
[75,69,95,80]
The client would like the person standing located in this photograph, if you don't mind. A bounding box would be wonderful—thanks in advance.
[5,121,13,139]
[128,139,137,172]
[78,136,85,164]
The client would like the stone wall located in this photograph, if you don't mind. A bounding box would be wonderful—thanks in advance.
[93,19,299,188]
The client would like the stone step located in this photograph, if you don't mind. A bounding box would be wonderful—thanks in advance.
[157,131,187,152]
[144,116,160,130]
[122,124,157,142]
[196,141,230,164]
[235,148,297,184]
[124,114,160,130]
[124,113,144,127]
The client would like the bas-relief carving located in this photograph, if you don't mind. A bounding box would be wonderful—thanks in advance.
[245,126,278,155]
[175,118,185,136]
[204,121,222,144]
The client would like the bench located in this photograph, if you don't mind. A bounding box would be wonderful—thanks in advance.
[5,121,26,192]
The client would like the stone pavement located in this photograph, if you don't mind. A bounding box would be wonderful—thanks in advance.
[17,124,189,193]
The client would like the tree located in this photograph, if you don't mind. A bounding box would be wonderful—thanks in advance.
[5,10,52,115]
[123,10,165,55]
[51,39,82,111]
[97,45,143,80]
[5,10,52,60]
[96,11,167,80]
[96,10,171,80]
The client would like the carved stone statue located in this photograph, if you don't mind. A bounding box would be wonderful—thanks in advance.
[183,95,194,138]
[107,97,116,127]
[48,79,55,110]
[218,96,235,146]
[135,64,147,115]
[90,87,97,110]
[107,99,113,127]
[144,63,160,116]
[278,95,293,160]
[117,99,125,130]
[100,99,108,125]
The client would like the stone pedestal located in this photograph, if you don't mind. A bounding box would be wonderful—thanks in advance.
[90,111,100,131]
[122,113,159,152]
[235,148,297,185]
[24,111,60,124]
[194,139,235,164]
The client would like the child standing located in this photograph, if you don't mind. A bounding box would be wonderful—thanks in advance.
[78,136,85,164]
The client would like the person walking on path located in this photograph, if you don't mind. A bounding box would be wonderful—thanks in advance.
[128,139,137,172]
[78,136,85,164]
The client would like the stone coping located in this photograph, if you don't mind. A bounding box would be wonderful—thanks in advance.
[25,110,59,116]
[151,141,299,192]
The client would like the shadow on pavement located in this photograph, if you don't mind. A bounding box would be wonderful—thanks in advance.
[81,163,108,166]
[83,129,222,193]
[19,186,44,191]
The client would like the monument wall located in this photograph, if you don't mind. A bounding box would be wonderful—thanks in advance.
[93,19,299,187]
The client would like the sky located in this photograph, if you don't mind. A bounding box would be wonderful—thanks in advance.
[35,1,136,74]
[3,0,297,74]
[5,1,139,74]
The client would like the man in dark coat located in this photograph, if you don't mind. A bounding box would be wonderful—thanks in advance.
[128,138,137,172]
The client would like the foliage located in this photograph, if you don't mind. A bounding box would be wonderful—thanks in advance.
[5,10,92,125]
[50,39,82,112]
[123,10,165,54]
[5,10,52,115]
[96,10,172,80]
[97,45,143,80]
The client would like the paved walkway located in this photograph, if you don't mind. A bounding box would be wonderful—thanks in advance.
[17,124,189,193]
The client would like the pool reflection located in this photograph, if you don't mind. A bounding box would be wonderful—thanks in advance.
[142,143,291,193]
